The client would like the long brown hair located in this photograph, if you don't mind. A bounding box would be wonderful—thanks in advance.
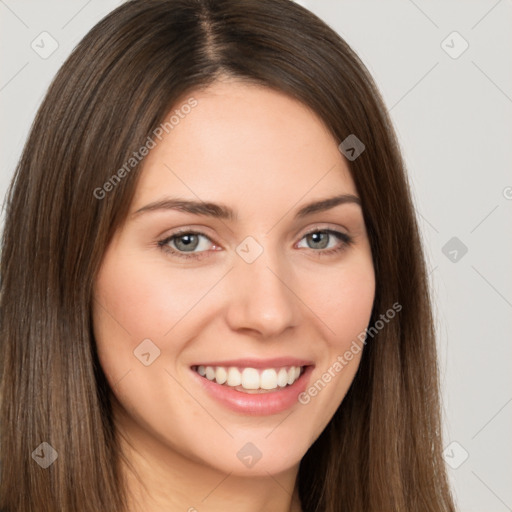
[0,0,455,510]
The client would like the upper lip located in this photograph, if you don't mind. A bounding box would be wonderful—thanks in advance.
[191,357,314,369]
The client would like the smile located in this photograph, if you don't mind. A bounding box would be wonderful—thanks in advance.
[190,359,315,416]
[192,365,304,393]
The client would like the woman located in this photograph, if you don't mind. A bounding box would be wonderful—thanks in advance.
[0,0,456,510]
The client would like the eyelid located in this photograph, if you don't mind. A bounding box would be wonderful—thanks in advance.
[158,229,218,256]
[298,223,350,238]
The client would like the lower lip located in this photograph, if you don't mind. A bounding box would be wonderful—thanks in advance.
[191,365,314,416]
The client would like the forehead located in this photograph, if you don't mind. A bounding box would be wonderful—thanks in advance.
[130,80,357,214]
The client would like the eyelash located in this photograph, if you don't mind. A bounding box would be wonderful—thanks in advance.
[157,227,354,261]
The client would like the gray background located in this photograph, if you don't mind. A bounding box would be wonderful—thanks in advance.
[1,1,511,510]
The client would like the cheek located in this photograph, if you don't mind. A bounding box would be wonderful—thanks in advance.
[93,250,209,343]
[92,249,171,384]
[91,249,206,434]
[305,253,376,343]
[328,271,375,336]
[91,244,228,397]
[327,258,375,374]
[295,253,375,422]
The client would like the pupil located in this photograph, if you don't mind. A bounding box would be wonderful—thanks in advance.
[309,232,328,249]
[176,234,198,251]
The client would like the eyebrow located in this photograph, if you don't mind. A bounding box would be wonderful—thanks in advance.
[132,193,361,221]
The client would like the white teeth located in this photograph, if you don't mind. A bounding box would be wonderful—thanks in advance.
[215,366,227,385]
[277,368,288,387]
[241,368,260,390]
[195,364,304,390]
[227,367,242,386]
[260,369,277,390]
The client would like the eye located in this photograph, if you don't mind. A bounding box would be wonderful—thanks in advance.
[296,229,353,256]
[158,230,218,260]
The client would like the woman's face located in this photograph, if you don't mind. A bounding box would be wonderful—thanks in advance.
[92,79,375,477]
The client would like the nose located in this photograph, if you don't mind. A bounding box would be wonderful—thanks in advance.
[224,245,300,338]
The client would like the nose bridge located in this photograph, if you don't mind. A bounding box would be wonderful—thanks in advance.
[225,236,299,336]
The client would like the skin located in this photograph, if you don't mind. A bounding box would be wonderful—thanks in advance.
[92,78,375,512]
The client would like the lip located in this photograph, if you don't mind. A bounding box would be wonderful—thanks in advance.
[190,357,314,369]
[190,363,315,416]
